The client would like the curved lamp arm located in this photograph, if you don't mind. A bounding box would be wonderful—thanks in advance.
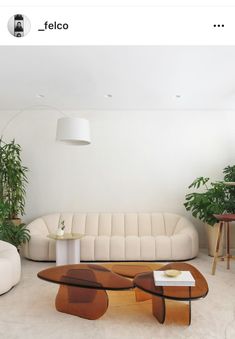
[1,104,91,145]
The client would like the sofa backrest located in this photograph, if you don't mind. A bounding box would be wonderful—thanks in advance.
[27,213,194,237]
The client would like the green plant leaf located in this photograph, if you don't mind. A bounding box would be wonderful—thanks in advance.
[0,140,28,219]
[184,166,235,226]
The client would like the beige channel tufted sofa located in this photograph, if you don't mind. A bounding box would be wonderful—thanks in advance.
[0,240,21,294]
[22,213,199,261]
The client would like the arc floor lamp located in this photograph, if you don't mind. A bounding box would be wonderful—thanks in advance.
[1,104,91,145]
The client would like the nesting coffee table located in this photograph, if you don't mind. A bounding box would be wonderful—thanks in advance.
[133,263,208,325]
[38,264,133,320]
[38,262,208,324]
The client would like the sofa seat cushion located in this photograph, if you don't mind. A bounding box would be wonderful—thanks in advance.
[24,234,196,262]
[80,235,194,261]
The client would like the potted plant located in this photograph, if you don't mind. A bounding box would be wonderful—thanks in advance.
[0,139,28,223]
[56,220,65,236]
[184,166,235,256]
[0,201,30,250]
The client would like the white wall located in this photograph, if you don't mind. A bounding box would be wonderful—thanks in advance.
[0,109,232,247]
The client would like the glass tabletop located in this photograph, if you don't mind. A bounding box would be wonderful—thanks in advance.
[111,264,161,278]
[133,263,209,301]
[38,264,134,291]
[47,233,83,240]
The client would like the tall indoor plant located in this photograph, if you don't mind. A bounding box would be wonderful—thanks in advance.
[0,140,30,250]
[184,165,235,256]
[0,139,28,222]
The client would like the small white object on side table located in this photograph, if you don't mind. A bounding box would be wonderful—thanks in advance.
[48,233,83,266]
[153,271,195,286]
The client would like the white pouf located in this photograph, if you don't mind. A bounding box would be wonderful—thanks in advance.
[0,240,21,295]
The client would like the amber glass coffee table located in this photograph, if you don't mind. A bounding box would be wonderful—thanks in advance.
[38,263,208,324]
[38,264,133,320]
[109,262,208,325]
[133,262,208,325]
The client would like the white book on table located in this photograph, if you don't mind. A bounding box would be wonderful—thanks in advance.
[153,271,195,287]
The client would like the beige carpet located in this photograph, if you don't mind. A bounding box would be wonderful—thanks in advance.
[0,251,234,339]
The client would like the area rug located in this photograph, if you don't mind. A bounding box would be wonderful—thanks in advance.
[0,253,234,339]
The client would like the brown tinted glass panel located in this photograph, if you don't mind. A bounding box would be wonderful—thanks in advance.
[111,264,152,278]
[38,264,134,290]
[134,263,208,300]
[55,285,108,320]
[152,293,166,323]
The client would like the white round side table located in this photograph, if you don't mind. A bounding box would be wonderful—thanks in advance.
[48,233,83,266]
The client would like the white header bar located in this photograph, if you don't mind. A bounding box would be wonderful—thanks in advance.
[0,6,235,45]
[2,1,235,7]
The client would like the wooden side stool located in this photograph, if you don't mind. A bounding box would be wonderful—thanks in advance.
[211,214,235,275]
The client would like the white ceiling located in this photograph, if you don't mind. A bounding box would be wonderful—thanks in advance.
[1,46,235,111]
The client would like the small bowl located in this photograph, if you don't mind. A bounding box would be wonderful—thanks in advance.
[164,269,181,277]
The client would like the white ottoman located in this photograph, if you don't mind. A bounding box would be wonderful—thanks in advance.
[0,240,21,295]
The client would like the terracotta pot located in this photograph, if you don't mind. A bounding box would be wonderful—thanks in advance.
[10,218,22,226]
[205,223,224,257]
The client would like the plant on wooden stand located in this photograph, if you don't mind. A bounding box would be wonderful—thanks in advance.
[184,165,235,256]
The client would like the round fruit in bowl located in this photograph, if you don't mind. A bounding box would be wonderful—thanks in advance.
[164,269,181,277]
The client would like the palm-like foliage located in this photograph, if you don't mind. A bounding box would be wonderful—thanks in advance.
[0,220,30,249]
[184,166,235,226]
[0,201,30,249]
[0,139,28,219]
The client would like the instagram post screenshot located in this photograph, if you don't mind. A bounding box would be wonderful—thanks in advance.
[0,1,235,339]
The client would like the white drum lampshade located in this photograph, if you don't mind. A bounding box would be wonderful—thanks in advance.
[56,117,91,144]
